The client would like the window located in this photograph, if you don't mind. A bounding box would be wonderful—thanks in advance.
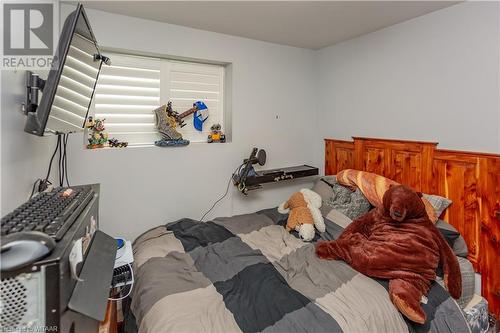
[90,52,225,146]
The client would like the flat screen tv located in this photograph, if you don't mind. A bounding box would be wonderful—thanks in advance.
[24,4,108,136]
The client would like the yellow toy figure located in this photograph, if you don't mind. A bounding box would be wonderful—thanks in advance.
[207,123,226,143]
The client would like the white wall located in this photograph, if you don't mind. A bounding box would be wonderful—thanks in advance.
[2,2,499,240]
[56,6,317,239]
[1,6,317,240]
[315,1,500,170]
[1,70,56,214]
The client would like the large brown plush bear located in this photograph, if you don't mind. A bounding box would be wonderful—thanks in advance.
[316,185,461,324]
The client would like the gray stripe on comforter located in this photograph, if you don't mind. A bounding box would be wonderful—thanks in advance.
[262,303,343,333]
[190,236,268,283]
[131,252,211,323]
[273,244,357,300]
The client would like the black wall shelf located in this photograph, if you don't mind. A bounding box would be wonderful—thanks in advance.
[244,165,318,186]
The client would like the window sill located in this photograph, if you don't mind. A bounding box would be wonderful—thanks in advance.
[84,140,232,150]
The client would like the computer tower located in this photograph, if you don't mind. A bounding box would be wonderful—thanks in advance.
[0,184,113,333]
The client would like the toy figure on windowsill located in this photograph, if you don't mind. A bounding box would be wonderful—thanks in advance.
[207,123,226,143]
[108,138,128,148]
[86,117,109,149]
[153,102,190,147]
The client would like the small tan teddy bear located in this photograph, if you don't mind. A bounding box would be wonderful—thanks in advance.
[278,189,326,241]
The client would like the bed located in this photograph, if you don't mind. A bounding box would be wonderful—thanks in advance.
[324,136,500,318]
[120,136,499,333]
[126,207,471,333]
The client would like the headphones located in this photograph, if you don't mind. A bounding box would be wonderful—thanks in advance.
[235,148,267,194]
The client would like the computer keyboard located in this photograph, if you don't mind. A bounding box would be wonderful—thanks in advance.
[1,186,94,241]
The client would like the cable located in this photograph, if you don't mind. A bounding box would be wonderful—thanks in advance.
[33,135,60,195]
[64,133,70,187]
[109,283,133,301]
[45,135,60,182]
[199,163,244,222]
[58,134,63,186]
[59,135,63,186]
[32,133,72,199]
[61,133,70,187]
[29,179,42,199]
[59,133,68,187]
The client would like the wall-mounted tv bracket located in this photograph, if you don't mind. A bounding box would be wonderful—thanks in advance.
[22,71,46,115]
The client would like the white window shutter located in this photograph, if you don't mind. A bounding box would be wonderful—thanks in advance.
[168,61,224,143]
[92,53,162,145]
[90,52,225,146]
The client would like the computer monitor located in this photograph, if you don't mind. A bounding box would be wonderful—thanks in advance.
[24,4,108,136]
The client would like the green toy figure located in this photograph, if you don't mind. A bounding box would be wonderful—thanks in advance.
[86,117,109,149]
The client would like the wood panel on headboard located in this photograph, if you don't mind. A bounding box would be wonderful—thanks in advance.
[324,137,500,317]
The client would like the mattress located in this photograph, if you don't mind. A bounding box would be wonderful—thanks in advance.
[127,207,470,333]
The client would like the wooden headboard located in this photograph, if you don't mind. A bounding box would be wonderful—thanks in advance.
[325,137,500,316]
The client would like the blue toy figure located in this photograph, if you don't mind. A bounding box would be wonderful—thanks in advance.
[193,101,209,131]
